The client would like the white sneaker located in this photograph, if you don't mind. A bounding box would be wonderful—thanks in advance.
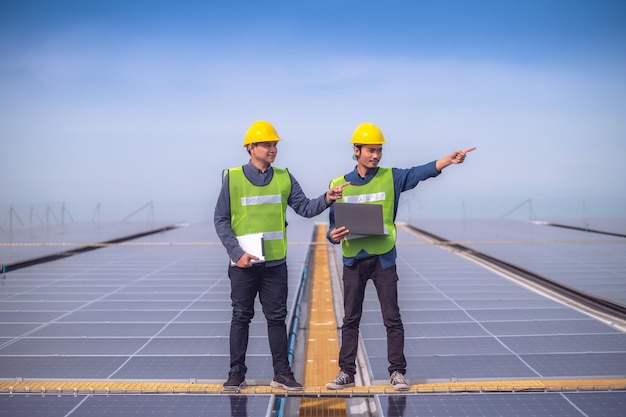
[326,371,355,390]
[390,371,410,391]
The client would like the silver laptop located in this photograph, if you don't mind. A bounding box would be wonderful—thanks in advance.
[333,202,386,236]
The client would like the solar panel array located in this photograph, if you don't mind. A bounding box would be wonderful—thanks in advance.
[0,221,177,266]
[358,219,626,416]
[358,225,626,382]
[1,217,625,416]
[378,392,626,417]
[407,219,626,307]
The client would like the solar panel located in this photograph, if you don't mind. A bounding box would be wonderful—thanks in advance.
[379,392,626,417]
[1,218,624,416]
[358,226,626,384]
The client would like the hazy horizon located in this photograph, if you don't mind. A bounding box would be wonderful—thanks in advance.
[2,0,625,224]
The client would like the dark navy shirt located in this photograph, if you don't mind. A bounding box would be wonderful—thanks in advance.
[327,161,441,269]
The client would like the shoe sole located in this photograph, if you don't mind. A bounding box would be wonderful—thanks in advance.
[392,384,410,391]
[325,383,355,390]
[270,381,304,391]
[222,382,247,391]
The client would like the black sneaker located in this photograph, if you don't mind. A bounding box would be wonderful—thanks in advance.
[390,371,410,391]
[270,372,303,391]
[325,371,355,390]
[223,367,246,391]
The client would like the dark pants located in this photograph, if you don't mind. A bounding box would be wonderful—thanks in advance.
[228,262,290,376]
[339,257,406,376]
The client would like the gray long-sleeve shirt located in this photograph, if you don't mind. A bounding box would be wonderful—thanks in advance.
[214,161,329,266]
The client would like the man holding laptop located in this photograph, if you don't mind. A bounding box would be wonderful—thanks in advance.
[214,120,348,391]
[326,122,475,391]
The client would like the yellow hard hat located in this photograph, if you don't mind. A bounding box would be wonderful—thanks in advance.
[350,122,387,145]
[243,120,281,147]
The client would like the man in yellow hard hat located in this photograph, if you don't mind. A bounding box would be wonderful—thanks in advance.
[214,120,349,391]
[325,122,475,391]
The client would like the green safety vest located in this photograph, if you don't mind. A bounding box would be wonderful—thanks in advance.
[330,168,396,258]
[226,166,291,261]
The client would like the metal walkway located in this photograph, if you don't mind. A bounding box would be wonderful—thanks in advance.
[2,378,625,397]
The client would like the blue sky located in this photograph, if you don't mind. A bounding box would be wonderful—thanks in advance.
[2,0,625,221]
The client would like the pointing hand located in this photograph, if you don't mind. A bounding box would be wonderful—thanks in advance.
[451,147,476,164]
[326,181,351,202]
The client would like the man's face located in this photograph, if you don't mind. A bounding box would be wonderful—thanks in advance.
[355,144,383,169]
[250,141,278,164]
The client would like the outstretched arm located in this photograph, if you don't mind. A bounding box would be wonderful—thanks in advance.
[436,147,476,171]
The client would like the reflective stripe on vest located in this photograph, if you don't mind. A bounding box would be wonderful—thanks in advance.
[227,166,290,261]
[330,168,396,258]
[241,195,282,206]
[342,192,386,204]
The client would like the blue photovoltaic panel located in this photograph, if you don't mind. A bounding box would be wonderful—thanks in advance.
[482,319,622,336]
[379,392,626,417]
[1,217,624,416]
[0,221,178,265]
[361,322,489,338]
[562,392,626,417]
[0,220,296,415]
[410,218,626,306]
[0,356,128,379]
[369,354,540,380]
[358,226,626,383]
[521,353,626,377]
[0,394,271,417]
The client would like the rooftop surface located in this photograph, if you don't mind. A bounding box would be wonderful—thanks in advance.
[1,217,625,416]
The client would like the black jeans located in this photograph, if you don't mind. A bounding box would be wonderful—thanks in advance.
[228,262,290,376]
[339,257,406,376]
